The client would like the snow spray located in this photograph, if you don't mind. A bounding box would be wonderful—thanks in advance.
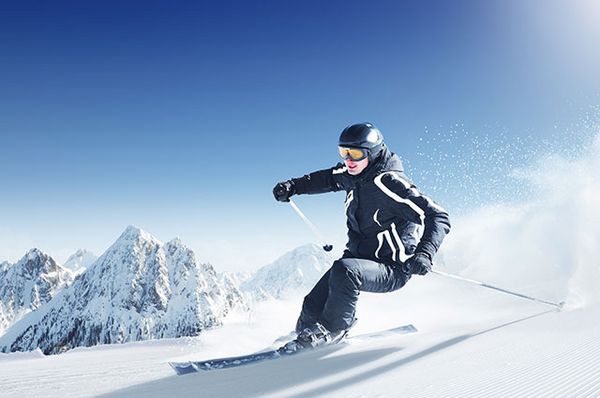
[439,132,600,310]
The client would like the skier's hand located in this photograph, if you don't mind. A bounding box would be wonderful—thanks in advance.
[402,252,432,276]
[273,180,296,202]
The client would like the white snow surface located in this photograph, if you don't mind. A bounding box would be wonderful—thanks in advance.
[0,278,598,398]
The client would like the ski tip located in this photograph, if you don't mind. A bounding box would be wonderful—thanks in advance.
[389,324,418,333]
[169,362,198,376]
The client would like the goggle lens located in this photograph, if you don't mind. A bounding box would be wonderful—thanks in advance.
[339,147,368,161]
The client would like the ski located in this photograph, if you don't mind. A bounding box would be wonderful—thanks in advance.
[169,324,417,375]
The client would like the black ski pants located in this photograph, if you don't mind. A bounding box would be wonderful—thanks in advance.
[296,257,411,334]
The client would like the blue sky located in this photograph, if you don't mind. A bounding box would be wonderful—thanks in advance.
[1,1,600,270]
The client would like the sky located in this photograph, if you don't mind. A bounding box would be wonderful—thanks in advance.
[1,0,600,271]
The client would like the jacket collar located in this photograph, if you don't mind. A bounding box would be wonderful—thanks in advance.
[349,147,403,182]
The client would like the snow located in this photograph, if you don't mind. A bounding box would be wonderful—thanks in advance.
[63,249,98,275]
[0,277,598,398]
[1,136,600,396]
[0,226,248,354]
[0,249,73,336]
[241,243,333,300]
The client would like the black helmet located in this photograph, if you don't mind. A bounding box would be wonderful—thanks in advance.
[339,122,385,160]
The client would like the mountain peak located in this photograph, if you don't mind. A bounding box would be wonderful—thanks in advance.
[17,249,68,278]
[0,249,74,335]
[167,237,184,247]
[123,224,143,236]
[64,249,97,274]
[73,248,89,257]
[290,243,325,254]
[117,225,159,245]
[241,243,333,300]
[65,248,95,260]
[24,248,45,261]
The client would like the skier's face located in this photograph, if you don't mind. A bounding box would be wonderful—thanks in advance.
[345,157,369,175]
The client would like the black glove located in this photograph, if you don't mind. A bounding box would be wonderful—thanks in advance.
[273,180,296,202]
[402,252,432,276]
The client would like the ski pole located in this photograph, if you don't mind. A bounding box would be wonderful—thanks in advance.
[288,198,333,252]
[430,269,565,310]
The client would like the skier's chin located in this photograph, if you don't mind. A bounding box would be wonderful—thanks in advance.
[345,157,368,175]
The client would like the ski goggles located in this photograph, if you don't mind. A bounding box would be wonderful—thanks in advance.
[338,146,368,161]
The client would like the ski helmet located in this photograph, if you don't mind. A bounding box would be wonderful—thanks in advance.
[338,122,385,160]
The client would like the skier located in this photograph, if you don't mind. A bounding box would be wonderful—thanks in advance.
[273,122,451,350]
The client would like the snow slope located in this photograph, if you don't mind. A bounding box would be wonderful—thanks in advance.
[0,275,597,398]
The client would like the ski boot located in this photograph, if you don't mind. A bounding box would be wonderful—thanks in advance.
[279,318,358,354]
[279,322,332,354]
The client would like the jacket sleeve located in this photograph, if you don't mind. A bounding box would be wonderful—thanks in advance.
[291,163,347,195]
[375,171,451,259]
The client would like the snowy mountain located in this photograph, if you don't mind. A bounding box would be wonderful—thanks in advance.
[241,244,333,300]
[62,249,97,275]
[162,237,248,335]
[220,270,252,288]
[0,226,248,354]
[0,249,74,336]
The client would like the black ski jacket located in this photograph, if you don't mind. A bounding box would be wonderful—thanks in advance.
[291,148,451,265]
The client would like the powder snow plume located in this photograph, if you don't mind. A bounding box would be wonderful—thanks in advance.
[439,132,600,309]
